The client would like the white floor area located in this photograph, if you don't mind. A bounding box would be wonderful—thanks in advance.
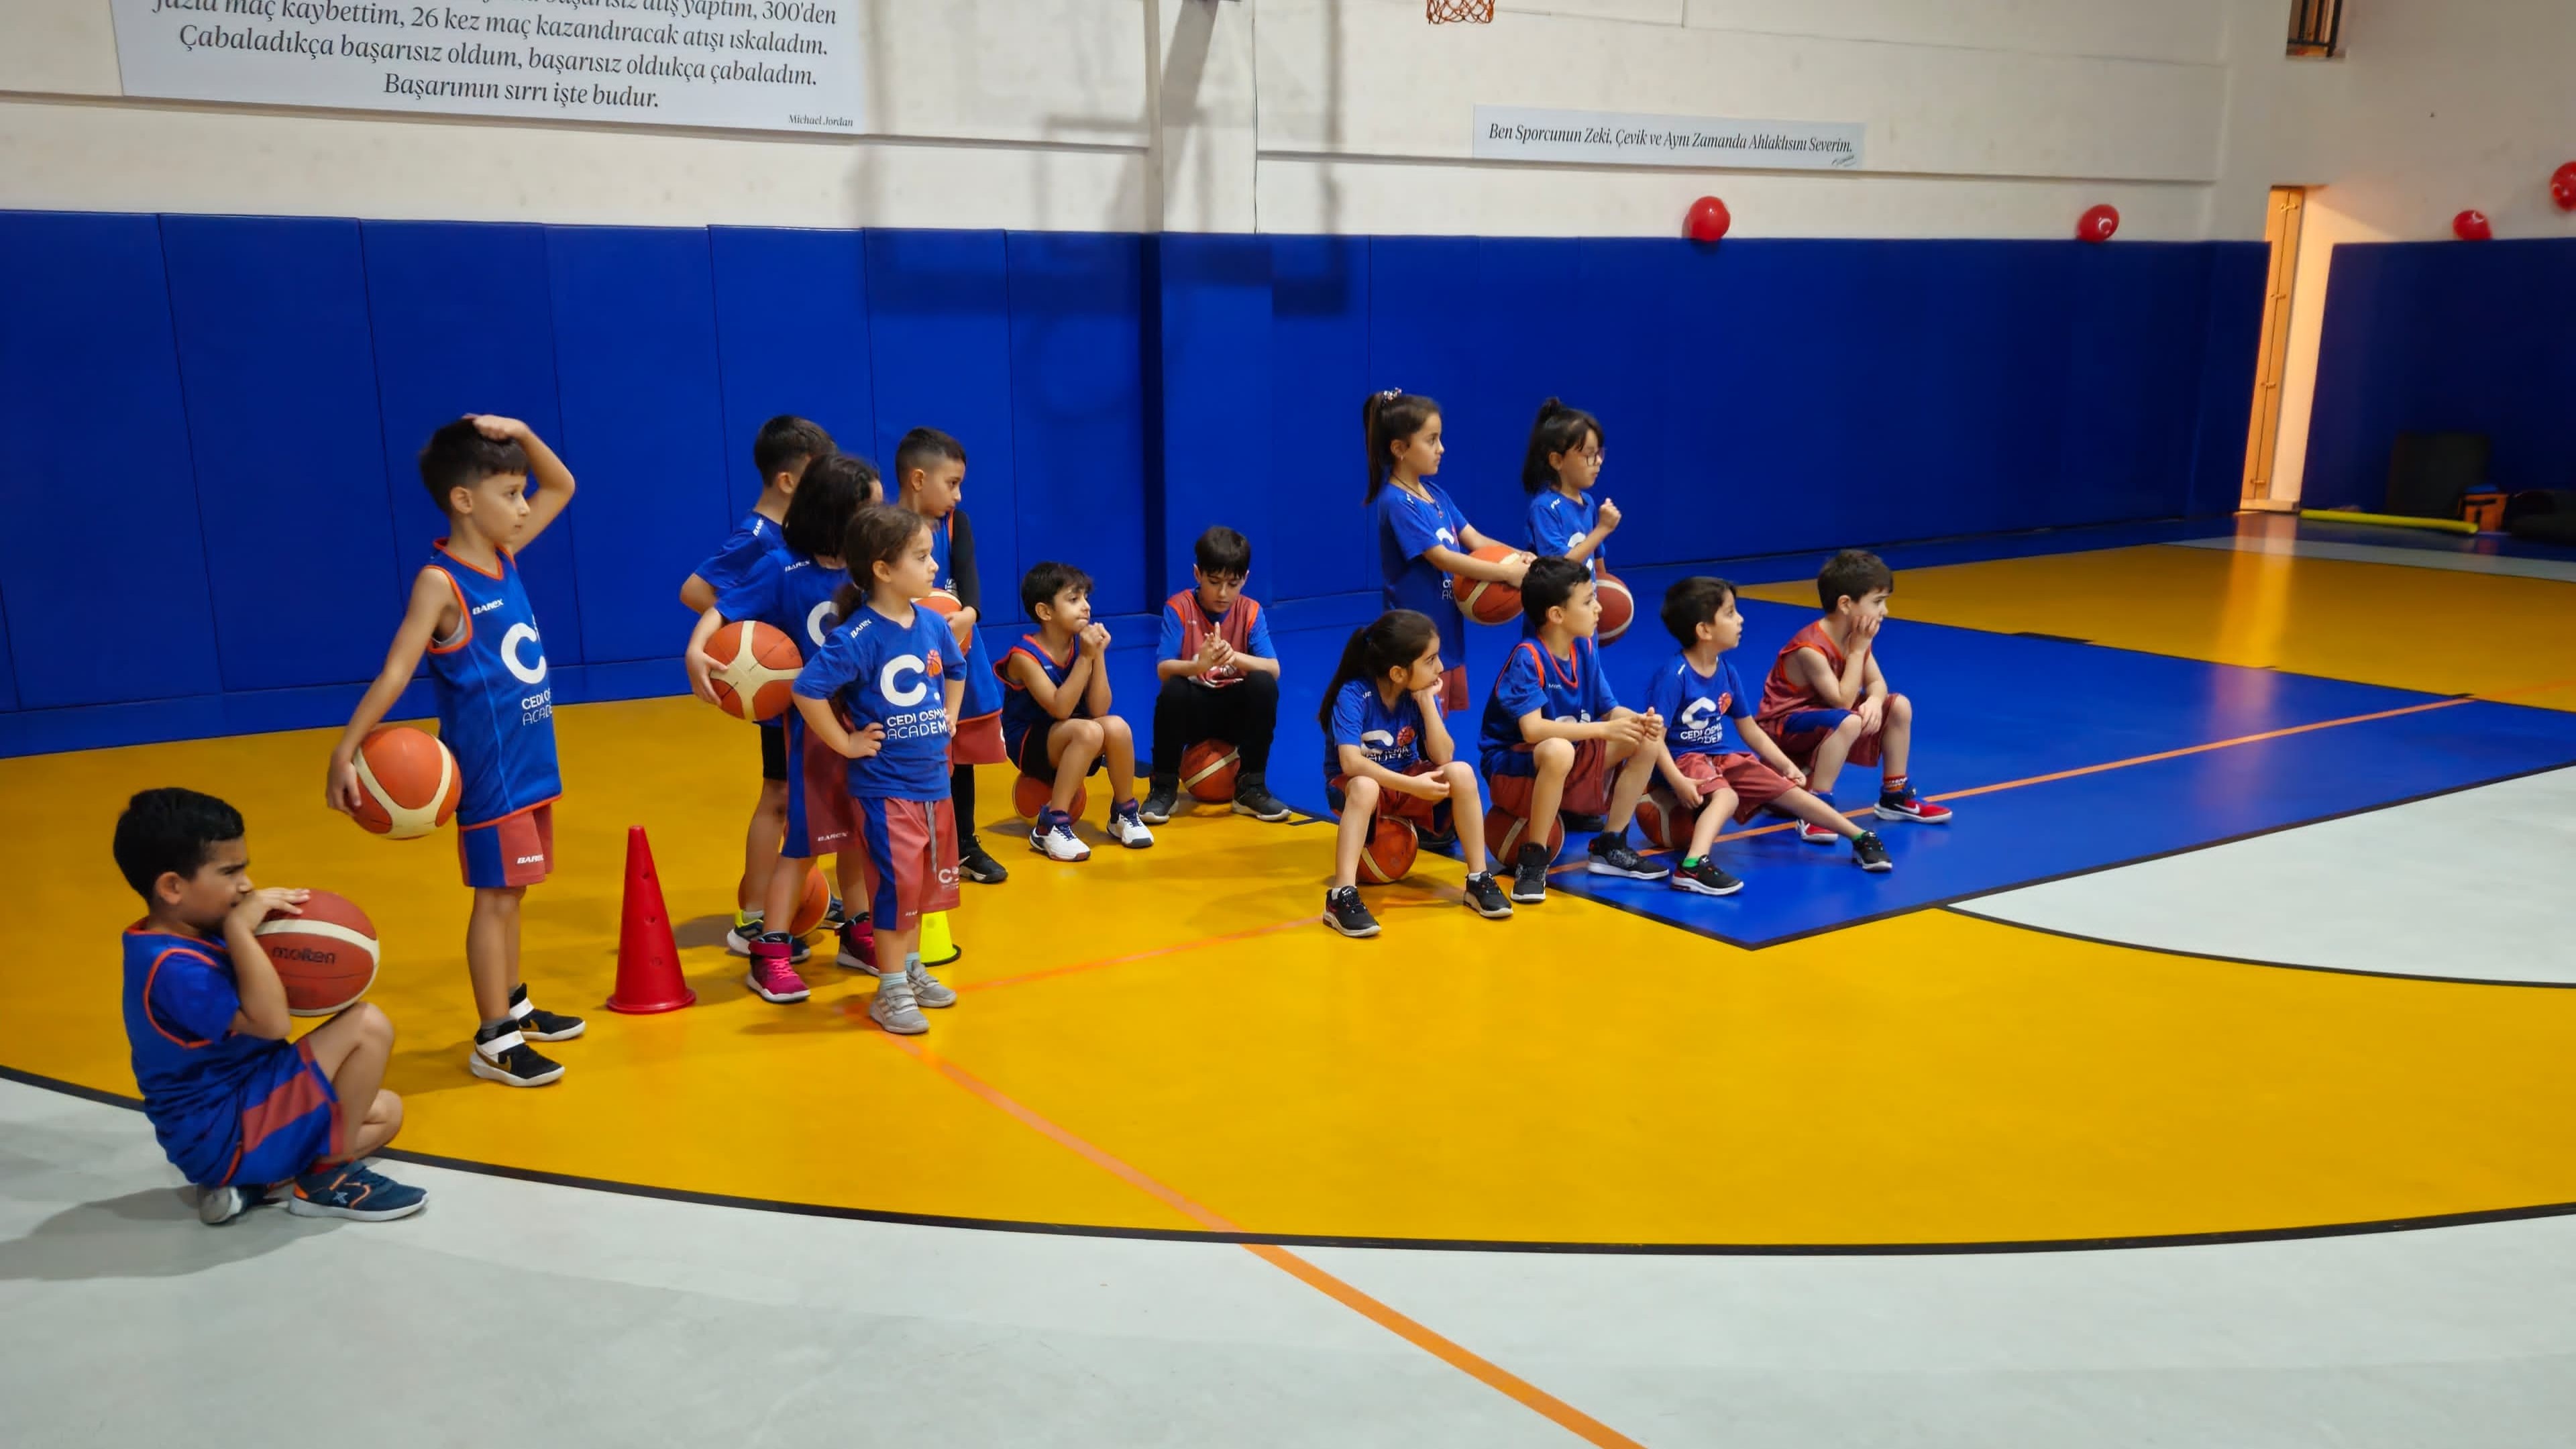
[2167,533,2576,583]
[9,1077,2576,1447]
[1957,766,2576,983]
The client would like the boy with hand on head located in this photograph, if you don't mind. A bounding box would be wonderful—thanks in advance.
[114,788,424,1226]
[998,562,1153,861]
[1649,578,1893,893]
[893,427,1011,886]
[678,416,838,954]
[1479,556,1668,906]
[326,415,586,1089]
[1754,549,1953,842]
[1142,526,1291,825]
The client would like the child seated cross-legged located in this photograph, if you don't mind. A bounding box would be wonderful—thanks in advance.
[1477,557,1669,906]
[998,562,1154,861]
[1648,578,1893,892]
[113,789,425,1226]
[1754,549,1953,841]
[1143,526,1290,825]
[1317,610,1515,938]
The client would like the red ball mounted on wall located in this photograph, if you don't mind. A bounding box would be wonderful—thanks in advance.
[2551,162,2576,211]
[2076,204,2120,243]
[1684,195,1731,243]
[2453,209,2493,241]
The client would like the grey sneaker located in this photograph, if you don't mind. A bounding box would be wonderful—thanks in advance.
[907,959,957,1008]
[868,973,929,1034]
[1232,777,1293,822]
[1140,777,1181,825]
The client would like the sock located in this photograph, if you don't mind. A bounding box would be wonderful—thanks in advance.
[475,1017,514,1042]
[1682,855,1703,869]
[735,906,763,925]
[1880,774,1908,800]
[905,951,923,971]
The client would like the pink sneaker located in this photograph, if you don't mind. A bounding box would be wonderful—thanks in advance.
[745,937,810,1004]
[835,920,876,971]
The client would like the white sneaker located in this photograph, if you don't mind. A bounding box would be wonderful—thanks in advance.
[868,973,928,1034]
[908,960,957,1008]
[1030,810,1091,862]
[1107,802,1155,850]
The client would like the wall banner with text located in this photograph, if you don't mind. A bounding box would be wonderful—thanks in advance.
[1472,106,1863,171]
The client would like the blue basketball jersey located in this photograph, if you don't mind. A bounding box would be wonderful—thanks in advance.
[424,543,562,826]
[792,602,964,802]
[1376,482,1473,669]
[1325,679,1427,780]
[119,926,295,1183]
[996,634,1090,757]
[926,511,1004,721]
[1645,652,1752,757]
[694,510,788,598]
[1528,489,1604,577]
[1479,635,1619,763]
[715,548,846,659]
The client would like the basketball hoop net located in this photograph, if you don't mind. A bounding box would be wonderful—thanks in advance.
[1428,0,1493,22]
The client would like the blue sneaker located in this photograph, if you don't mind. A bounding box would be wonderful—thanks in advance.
[286,1161,428,1222]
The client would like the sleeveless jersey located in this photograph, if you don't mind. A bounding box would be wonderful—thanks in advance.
[1478,635,1617,764]
[1161,591,1269,690]
[120,926,289,1183]
[424,542,562,826]
[928,511,1004,722]
[997,634,1089,755]
[1756,620,1851,734]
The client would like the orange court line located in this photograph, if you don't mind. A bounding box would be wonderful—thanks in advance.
[886,1036,1648,1449]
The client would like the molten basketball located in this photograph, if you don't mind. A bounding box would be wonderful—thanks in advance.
[253,890,380,1016]
[916,590,975,652]
[1595,572,1635,645]
[350,725,461,839]
[1179,740,1240,803]
[1452,545,1524,626]
[705,619,802,722]
[1483,806,1565,863]
[1014,773,1089,822]
[788,865,830,936]
[1357,816,1418,884]
[1635,787,1697,851]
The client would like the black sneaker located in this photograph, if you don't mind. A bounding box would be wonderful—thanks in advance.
[1851,831,1893,873]
[506,984,586,1042]
[1232,776,1292,822]
[1670,857,1744,897]
[469,1021,565,1087]
[1510,843,1551,904]
[1560,810,1609,834]
[1462,871,1513,919]
[1323,885,1381,938]
[1585,833,1669,881]
[1140,776,1181,825]
[957,845,1010,885]
[1417,822,1460,851]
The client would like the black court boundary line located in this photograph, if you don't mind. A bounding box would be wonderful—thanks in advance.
[1944,910,2576,991]
[9,1059,2576,1256]
[1548,752,2576,953]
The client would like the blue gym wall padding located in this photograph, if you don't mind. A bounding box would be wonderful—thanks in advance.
[0,211,2269,755]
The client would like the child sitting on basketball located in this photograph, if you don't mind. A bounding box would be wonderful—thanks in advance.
[1753,549,1953,841]
[685,453,879,1005]
[1477,557,1667,906]
[998,562,1153,861]
[1521,398,1618,580]
[113,788,424,1226]
[1143,526,1290,825]
[325,416,586,1089]
[1648,578,1892,892]
[1318,610,1514,938]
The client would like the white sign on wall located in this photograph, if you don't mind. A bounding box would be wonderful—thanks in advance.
[109,0,865,135]
[1473,106,1864,171]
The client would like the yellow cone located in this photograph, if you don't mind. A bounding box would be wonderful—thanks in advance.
[920,910,960,967]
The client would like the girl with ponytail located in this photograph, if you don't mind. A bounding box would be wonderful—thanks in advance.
[1363,389,1532,713]
[1520,397,1617,578]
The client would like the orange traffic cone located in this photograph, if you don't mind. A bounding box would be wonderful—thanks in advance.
[607,826,695,1013]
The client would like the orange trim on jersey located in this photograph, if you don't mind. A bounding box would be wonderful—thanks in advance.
[142,945,223,1049]
[432,537,508,580]
[423,566,472,655]
[998,634,1073,692]
[1517,637,1582,692]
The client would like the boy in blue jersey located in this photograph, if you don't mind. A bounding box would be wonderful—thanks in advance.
[113,788,423,1225]
[1647,578,1891,894]
[998,562,1155,861]
[894,427,1010,887]
[679,416,838,950]
[328,416,587,1089]
[1142,526,1291,825]
[1479,557,1667,905]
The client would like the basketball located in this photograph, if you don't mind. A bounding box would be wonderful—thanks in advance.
[1357,816,1418,884]
[350,725,461,839]
[252,890,380,1017]
[1483,806,1565,863]
[1014,773,1088,822]
[788,864,830,936]
[916,589,975,652]
[1635,788,1697,851]
[1180,740,1240,802]
[1452,545,1524,626]
[1595,572,1635,644]
[704,619,802,722]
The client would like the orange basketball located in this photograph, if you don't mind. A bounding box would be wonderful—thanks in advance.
[704,619,802,722]
[1483,805,1564,864]
[1635,787,1697,851]
[915,590,975,652]
[1357,816,1418,885]
[788,864,830,936]
[252,890,379,1016]
[1014,773,1089,822]
[1451,545,1524,626]
[1179,740,1240,803]
[1595,571,1635,645]
[350,725,461,839]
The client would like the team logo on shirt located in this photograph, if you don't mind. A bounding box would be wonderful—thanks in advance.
[1678,696,1720,743]
[880,654,934,707]
[502,623,547,686]
[806,600,838,648]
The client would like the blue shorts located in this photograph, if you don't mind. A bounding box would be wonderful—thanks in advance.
[458,802,554,889]
[1779,708,1854,737]
[214,1038,343,1187]
[1008,720,1110,782]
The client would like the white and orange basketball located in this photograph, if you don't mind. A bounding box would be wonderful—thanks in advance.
[351,725,460,839]
[1014,773,1089,822]
[253,890,380,1016]
[1635,787,1697,851]
[704,619,802,722]
[1595,571,1635,645]
[1357,816,1419,884]
[916,589,975,652]
[787,864,830,936]
[1482,805,1564,864]
[1180,740,1240,803]
[1451,545,1524,626]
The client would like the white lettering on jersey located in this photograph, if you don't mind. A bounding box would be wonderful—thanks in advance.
[806,600,837,649]
[502,623,548,686]
[470,598,506,616]
[879,653,930,707]
[1680,698,1718,735]
[1361,729,1396,749]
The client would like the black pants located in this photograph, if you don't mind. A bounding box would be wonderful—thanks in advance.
[1152,672,1278,779]
[950,761,981,854]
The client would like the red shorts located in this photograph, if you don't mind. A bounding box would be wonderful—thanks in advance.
[1485,738,1609,818]
[1436,663,1468,714]
[458,802,553,889]
[790,720,859,857]
[1328,761,1454,831]
[1763,708,1884,771]
[950,710,1006,767]
[854,798,961,932]
[1676,751,1796,825]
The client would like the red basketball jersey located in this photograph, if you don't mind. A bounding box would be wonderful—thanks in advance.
[1163,590,1263,690]
[1756,620,1849,733]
